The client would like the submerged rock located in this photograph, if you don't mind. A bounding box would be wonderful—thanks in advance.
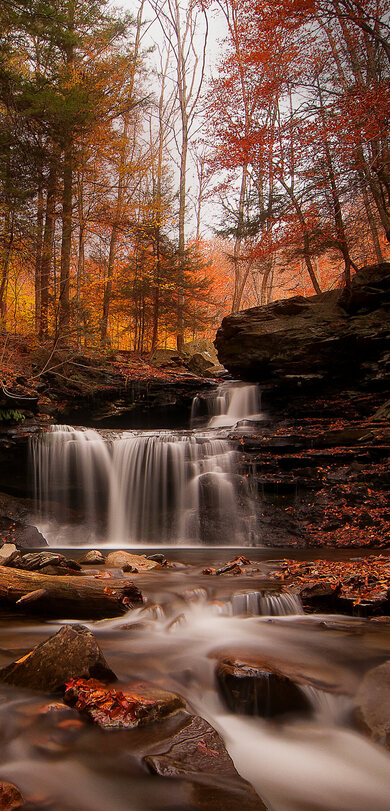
[144,713,265,810]
[0,625,116,692]
[216,656,311,717]
[64,678,185,729]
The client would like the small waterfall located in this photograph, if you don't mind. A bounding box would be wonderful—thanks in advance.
[230,590,303,617]
[192,382,262,428]
[31,425,255,546]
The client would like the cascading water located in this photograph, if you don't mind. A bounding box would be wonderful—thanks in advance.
[31,382,260,547]
[191,381,262,428]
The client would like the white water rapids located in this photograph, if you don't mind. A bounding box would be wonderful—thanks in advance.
[0,593,389,811]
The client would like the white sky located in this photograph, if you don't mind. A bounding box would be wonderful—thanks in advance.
[109,0,228,238]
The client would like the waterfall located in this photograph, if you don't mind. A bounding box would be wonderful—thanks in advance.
[31,426,255,547]
[31,382,261,547]
[191,382,262,428]
[229,591,304,616]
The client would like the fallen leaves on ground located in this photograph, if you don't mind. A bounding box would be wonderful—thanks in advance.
[269,556,390,604]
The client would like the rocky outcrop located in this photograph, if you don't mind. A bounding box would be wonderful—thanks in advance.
[215,263,390,389]
[0,625,116,692]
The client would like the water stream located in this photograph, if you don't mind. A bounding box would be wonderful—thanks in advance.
[0,584,390,810]
[2,381,390,808]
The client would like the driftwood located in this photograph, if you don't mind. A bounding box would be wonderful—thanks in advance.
[0,566,143,619]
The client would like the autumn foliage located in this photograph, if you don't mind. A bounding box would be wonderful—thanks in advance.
[0,0,389,349]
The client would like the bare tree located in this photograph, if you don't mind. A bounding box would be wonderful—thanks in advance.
[149,0,208,349]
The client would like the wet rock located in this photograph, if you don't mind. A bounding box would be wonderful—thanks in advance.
[79,550,105,565]
[216,657,311,717]
[0,515,47,548]
[144,713,265,810]
[0,625,116,692]
[64,678,185,729]
[0,543,20,566]
[355,660,390,745]
[146,553,167,565]
[105,551,161,571]
[18,551,81,573]
[0,781,24,810]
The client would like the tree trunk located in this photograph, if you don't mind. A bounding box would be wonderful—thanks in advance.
[40,162,57,340]
[0,566,143,620]
[59,140,72,333]
[35,176,44,333]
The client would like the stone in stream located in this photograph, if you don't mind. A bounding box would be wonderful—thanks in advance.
[17,551,81,573]
[64,678,185,729]
[216,657,311,717]
[0,625,116,692]
[105,551,161,571]
[0,543,21,566]
[0,781,24,810]
[79,549,105,565]
[355,660,390,746]
[144,713,265,810]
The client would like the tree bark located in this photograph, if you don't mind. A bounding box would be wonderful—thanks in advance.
[40,161,57,340]
[0,566,143,619]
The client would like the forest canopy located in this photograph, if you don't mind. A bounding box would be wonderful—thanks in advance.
[0,0,388,352]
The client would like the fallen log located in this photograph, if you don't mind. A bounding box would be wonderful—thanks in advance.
[0,566,143,619]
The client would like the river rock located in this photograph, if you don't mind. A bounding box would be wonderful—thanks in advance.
[0,543,21,566]
[105,551,160,571]
[216,656,311,717]
[355,660,390,745]
[64,678,185,729]
[17,551,81,573]
[0,625,116,692]
[144,713,265,810]
[215,262,390,387]
[0,781,24,810]
[79,550,105,565]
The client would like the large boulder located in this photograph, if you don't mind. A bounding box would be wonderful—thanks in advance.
[144,713,265,810]
[215,263,390,387]
[183,339,225,376]
[0,625,116,692]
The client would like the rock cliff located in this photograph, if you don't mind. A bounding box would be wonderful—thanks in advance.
[215,263,390,391]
